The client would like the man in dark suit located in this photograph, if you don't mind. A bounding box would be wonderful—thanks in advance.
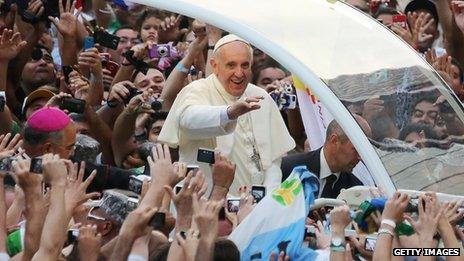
[281,115,372,199]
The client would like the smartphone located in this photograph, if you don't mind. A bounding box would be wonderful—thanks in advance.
[67,229,79,245]
[94,30,120,50]
[62,65,74,84]
[227,198,240,213]
[197,148,215,164]
[149,212,166,230]
[59,97,86,114]
[105,60,119,77]
[175,185,182,194]
[364,237,377,252]
[251,185,266,203]
[392,14,407,29]
[29,158,42,174]
[186,164,199,174]
[128,176,143,194]
[83,36,94,50]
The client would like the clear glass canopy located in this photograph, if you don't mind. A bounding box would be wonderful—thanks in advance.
[137,0,464,196]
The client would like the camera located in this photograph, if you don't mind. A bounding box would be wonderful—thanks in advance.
[128,175,151,195]
[67,229,79,245]
[251,185,266,203]
[364,237,377,252]
[29,158,42,173]
[124,88,143,104]
[0,91,5,112]
[227,198,240,213]
[93,30,120,50]
[148,44,171,59]
[197,148,215,164]
[186,164,199,174]
[0,157,14,172]
[99,189,139,224]
[270,83,297,110]
[59,97,86,114]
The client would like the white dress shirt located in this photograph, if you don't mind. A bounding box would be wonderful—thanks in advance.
[318,148,340,198]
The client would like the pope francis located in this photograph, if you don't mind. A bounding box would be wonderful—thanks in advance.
[158,34,295,196]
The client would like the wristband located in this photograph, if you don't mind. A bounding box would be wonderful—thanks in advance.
[175,62,189,74]
[378,228,395,237]
[381,219,396,229]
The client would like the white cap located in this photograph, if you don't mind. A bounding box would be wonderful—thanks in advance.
[213,34,251,53]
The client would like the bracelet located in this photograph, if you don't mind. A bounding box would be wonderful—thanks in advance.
[381,219,396,229]
[378,228,395,237]
[330,245,346,252]
[175,62,189,74]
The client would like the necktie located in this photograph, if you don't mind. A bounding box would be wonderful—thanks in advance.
[321,174,337,198]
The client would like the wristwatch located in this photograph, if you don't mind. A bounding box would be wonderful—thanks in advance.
[330,236,346,252]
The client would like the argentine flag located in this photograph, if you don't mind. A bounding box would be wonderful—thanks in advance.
[229,166,320,261]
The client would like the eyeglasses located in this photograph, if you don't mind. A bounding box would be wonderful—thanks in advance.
[87,207,106,221]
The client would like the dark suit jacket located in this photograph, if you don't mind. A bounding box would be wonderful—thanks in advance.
[280,148,362,198]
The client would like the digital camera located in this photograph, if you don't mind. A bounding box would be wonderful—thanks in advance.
[270,83,297,110]
[149,44,171,59]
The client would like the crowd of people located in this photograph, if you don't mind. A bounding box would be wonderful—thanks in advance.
[0,0,462,260]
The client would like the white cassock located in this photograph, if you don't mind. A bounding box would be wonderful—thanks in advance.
[158,74,295,196]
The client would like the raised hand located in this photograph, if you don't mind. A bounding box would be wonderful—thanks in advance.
[330,205,351,231]
[64,161,100,217]
[442,200,464,226]
[126,88,155,115]
[49,0,81,39]
[227,96,264,120]
[42,153,67,186]
[404,195,443,242]
[0,133,22,160]
[108,81,134,104]
[175,229,201,261]
[147,144,185,187]
[120,206,157,240]
[381,191,410,225]
[77,224,102,261]
[237,186,255,224]
[192,193,223,242]
[164,171,207,226]
[0,29,27,62]
[212,151,236,191]
[46,92,73,108]
[158,15,189,43]
[452,1,464,34]
[78,47,103,76]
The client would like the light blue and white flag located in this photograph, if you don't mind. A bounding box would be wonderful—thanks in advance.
[229,166,320,261]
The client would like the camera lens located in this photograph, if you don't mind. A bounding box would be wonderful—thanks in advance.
[151,100,162,111]
[158,47,168,57]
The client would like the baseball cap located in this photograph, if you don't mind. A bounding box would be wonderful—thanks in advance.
[404,0,438,24]
[21,89,55,116]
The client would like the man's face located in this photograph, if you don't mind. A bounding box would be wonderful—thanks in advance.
[148,119,165,143]
[25,98,49,120]
[211,41,252,97]
[335,137,361,173]
[21,50,55,90]
[51,123,77,159]
[134,68,165,95]
[109,29,139,63]
[411,100,439,126]
[256,67,286,89]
